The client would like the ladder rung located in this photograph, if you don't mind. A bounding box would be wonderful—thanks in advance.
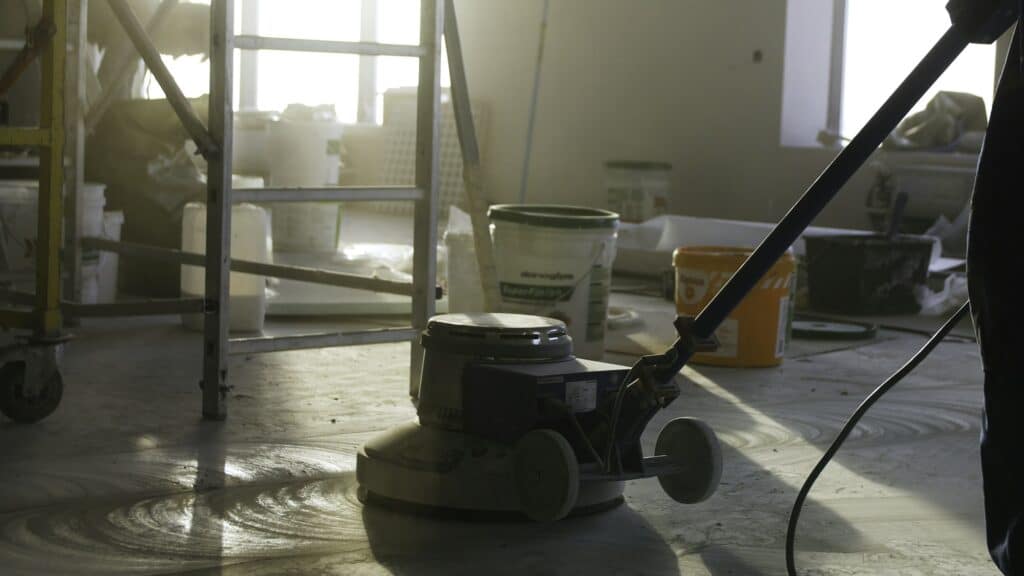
[80,237,431,298]
[232,186,423,203]
[234,35,426,58]
[0,127,51,147]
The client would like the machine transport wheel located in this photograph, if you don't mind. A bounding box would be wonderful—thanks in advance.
[515,429,580,522]
[0,362,63,424]
[655,417,722,504]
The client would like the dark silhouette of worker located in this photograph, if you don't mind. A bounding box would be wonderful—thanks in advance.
[968,24,1023,576]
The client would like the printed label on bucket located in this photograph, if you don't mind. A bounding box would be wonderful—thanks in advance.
[490,220,617,360]
[677,268,734,307]
[499,283,575,302]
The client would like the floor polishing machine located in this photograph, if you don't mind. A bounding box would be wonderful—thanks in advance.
[356,313,723,521]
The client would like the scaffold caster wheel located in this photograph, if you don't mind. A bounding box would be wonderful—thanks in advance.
[0,362,63,423]
[656,417,722,504]
[515,429,579,522]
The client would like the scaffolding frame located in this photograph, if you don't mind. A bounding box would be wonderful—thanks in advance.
[0,0,66,339]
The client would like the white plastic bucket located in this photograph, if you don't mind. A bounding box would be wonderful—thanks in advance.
[488,205,619,360]
[0,181,36,272]
[604,160,671,223]
[98,211,124,303]
[444,231,484,313]
[233,110,277,175]
[181,202,272,333]
[269,203,340,254]
[0,180,105,273]
[80,183,106,238]
[268,117,343,188]
[80,183,107,274]
[79,210,125,305]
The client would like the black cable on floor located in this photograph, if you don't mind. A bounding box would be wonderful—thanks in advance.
[785,301,971,576]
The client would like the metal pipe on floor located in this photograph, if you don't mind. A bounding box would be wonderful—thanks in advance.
[229,327,418,355]
[80,237,426,297]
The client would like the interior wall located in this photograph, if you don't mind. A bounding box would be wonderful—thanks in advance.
[1,2,42,127]
[453,0,875,230]
[780,0,834,148]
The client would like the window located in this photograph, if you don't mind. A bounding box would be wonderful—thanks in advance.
[142,0,448,124]
[841,0,997,137]
[781,0,1000,146]
[141,0,230,101]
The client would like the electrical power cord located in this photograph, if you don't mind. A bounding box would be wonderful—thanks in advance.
[785,301,971,576]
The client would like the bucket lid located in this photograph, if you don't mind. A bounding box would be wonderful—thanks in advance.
[673,245,795,267]
[604,160,672,171]
[488,204,619,230]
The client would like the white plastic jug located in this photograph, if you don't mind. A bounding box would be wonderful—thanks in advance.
[181,202,272,332]
[267,110,343,253]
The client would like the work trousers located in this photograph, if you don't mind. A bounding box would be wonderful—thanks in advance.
[967,25,1024,576]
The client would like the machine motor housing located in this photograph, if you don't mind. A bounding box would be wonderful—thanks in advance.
[462,357,629,457]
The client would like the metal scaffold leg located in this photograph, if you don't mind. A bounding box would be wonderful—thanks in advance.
[0,0,68,425]
[37,0,66,339]
[201,0,235,420]
[409,0,443,399]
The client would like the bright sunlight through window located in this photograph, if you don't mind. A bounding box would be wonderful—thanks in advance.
[143,0,447,124]
[841,0,997,137]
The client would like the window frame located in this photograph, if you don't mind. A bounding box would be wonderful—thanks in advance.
[825,0,845,142]
[235,0,382,122]
[826,0,1010,143]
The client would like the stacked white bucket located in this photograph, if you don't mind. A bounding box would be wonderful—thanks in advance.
[266,105,343,253]
[179,105,343,333]
[0,180,122,303]
[604,161,671,223]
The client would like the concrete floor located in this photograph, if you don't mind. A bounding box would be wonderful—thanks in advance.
[0,295,996,575]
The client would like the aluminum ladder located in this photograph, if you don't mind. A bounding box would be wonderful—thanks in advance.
[79,0,476,420]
